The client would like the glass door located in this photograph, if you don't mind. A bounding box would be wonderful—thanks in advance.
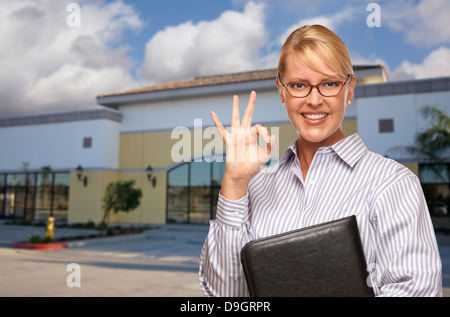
[13,187,26,219]
[3,188,15,218]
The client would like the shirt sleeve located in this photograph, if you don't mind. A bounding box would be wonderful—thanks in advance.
[199,192,253,297]
[370,173,442,297]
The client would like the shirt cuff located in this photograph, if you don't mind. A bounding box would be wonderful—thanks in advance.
[215,192,249,228]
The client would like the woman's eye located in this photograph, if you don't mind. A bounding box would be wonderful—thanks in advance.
[323,81,340,87]
[289,83,307,89]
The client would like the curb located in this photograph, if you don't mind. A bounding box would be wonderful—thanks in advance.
[12,242,68,250]
[66,232,148,248]
[11,233,148,250]
[6,224,209,249]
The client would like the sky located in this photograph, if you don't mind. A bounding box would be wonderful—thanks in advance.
[1,0,450,118]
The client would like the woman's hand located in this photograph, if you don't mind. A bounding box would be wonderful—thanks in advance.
[210,91,276,200]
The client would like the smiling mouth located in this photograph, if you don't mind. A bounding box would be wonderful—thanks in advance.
[302,113,329,120]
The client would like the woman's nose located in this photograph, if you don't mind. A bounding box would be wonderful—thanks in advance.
[306,87,323,107]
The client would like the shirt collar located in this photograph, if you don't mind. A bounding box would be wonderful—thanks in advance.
[331,133,367,168]
[277,140,297,166]
[278,133,367,169]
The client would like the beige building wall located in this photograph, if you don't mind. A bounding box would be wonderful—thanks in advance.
[68,170,119,224]
[109,171,167,224]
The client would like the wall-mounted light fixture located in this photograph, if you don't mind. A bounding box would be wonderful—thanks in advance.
[146,165,157,187]
[76,165,88,187]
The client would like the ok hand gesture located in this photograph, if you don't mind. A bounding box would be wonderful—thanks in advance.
[210,91,276,200]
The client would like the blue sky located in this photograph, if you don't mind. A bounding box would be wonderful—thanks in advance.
[0,0,449,117]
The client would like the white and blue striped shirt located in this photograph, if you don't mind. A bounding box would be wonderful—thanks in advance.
[199,133,442,297]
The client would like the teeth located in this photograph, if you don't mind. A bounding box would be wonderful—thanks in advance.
[303,113,328,120]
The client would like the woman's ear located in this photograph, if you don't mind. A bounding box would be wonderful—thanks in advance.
[276,78,286,106]
[345,75,356,106]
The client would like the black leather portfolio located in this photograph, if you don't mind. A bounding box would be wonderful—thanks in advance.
[240,216,374,297]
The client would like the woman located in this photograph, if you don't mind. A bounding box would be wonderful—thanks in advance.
[199,25,442,297]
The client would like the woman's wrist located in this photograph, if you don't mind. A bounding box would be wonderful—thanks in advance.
[220,177,250,201]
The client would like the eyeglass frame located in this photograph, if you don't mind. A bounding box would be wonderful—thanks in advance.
[278,74,353,98]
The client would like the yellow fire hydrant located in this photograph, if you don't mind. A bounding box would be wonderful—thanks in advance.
[45,217,55,240]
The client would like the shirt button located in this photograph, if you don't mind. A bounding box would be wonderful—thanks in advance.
[234,212,239,218]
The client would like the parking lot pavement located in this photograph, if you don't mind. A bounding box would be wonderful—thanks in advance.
[0,223,208,297]
[0,221,449,297]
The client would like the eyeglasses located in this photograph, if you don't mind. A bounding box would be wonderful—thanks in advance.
[278,75,352,98]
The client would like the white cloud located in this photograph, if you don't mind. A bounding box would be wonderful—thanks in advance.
[138,1,268,83]
[383,0,450,47]
[278,7,357,45]
[26,64,136,106]
[351,54,389,68]
[390,46,450,81]
[0,0,143,117]
[350,47,450,82]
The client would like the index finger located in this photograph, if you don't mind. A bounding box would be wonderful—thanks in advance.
[210,111,228,141]
[241,91,256,129]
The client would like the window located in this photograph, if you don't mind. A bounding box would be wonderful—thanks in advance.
[167,164,189,224]
[379,119,394,133]
[83,137,92,148]
[167,155,225,224]
[0,172,70,221]
[0,175,5,219]
[190,161,212,224]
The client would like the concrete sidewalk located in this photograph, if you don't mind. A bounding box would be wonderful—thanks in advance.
[0,220,449,297]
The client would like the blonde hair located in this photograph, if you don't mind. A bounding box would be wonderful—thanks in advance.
[277,25,354,81]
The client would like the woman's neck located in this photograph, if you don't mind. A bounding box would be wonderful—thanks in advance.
[296,139,319,181]
[296,129,346,180]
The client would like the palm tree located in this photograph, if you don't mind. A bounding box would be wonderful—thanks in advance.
[387,105,450,167]
[410,105,450,163]
[387,105,450,216]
